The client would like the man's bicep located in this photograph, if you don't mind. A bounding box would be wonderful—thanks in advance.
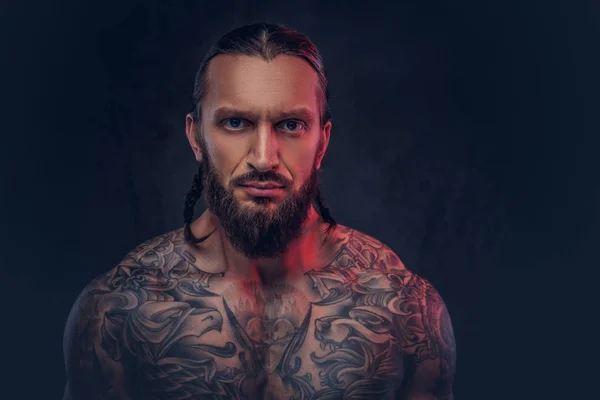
[63,278,129,400]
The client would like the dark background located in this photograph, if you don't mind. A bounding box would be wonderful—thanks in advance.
[1,0,598,398]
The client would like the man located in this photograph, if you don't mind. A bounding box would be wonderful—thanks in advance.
[63,23,456,399]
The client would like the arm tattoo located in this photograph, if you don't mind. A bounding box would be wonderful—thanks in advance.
[64,226,456,399]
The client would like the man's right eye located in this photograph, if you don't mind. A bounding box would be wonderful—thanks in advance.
[223,118,249,130]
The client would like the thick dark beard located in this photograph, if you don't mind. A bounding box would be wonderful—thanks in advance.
[201,150,318,259]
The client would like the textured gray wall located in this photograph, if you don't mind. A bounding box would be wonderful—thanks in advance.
[1,0,598,399]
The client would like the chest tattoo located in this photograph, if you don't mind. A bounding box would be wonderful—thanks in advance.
[82,228,442,399]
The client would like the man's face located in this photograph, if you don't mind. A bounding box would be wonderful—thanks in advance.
[187,54,331,258]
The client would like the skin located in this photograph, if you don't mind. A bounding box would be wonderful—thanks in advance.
[63,54,456,399]
[187,54,332,273]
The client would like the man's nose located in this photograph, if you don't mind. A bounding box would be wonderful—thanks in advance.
[247,123,279,172]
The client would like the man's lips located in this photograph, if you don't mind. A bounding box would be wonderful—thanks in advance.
[238,181,286,197]
[239,181,285,189]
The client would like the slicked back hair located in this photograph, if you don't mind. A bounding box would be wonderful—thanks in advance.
[183,22,336,244]
[190,22,331,129]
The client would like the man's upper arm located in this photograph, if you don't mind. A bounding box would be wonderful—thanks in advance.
[63,274,130,400]
[397,276,457,400]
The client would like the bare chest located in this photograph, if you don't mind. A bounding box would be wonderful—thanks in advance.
[103,272,408,399]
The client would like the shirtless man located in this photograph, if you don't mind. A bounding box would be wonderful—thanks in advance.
[63,23,456,399]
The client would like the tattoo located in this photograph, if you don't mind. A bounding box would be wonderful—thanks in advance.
[64,226,455,399]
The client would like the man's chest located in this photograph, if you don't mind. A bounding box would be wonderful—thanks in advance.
[215,279,404,398]
[103,270,412,399]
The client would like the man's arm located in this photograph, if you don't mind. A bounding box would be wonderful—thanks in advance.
[397,276,457,400]
[63,274,131,400]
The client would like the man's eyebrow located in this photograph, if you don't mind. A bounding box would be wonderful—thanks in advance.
[213,107,259,122]
[212,106,316,124]
[276,108,316,124]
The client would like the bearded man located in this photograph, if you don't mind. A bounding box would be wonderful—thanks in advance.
[63,22,456,400]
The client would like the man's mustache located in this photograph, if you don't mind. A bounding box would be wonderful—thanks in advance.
[230,170,291,187]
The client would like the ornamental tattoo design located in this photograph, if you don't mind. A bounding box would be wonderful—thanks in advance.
[65,226,455,399]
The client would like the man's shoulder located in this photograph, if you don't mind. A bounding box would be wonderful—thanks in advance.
[328,225,410,275]
[326,225,443,298]
[314,225,455,363]
[99,226,192,285]
[63,229,189,399]
[66,226,191,330]
[120,226,189,269]
[64,227,193,363]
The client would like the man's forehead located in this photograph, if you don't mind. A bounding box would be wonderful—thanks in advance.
[203,54,320,114]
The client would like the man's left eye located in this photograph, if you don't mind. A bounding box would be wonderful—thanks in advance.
[278,120,305,133]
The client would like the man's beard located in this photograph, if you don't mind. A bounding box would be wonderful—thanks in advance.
[201,149,318,259]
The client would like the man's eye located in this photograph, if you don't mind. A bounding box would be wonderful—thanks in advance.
[223,118,248,130]
[278,120,305,134]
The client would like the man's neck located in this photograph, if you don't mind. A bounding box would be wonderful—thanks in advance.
[189,206,330,283]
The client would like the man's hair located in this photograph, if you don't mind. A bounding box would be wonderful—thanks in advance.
[183,22,336,243]
[189,22,331,129]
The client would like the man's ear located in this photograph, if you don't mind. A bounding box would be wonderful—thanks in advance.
[185,113,203,163]
[315,120,331,170]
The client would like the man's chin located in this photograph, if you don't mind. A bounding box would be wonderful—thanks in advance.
[238,200,280,224]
